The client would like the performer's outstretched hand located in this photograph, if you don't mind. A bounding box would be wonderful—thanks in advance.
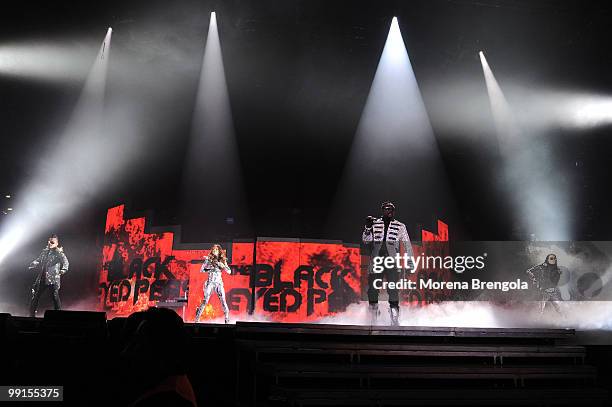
[365,216,375,228]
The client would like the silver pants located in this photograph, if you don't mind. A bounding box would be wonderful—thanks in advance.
[196,281,229,320]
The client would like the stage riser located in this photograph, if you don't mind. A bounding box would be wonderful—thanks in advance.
[1,315,610,407]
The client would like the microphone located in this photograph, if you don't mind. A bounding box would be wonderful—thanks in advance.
[365,216,375,228]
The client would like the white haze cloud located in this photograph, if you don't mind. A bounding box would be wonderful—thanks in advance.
[6,297,611,331]
[317,301,612,331]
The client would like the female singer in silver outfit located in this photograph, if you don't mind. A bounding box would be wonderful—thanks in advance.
[194,244,232,323]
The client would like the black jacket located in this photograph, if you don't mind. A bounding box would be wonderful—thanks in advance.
[30,247,69,289]
[525,263,561,290]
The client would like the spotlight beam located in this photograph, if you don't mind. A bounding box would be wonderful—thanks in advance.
[479,51,521,153]
[329,17,459,239]
[0,28,113,264]
[479,51,570,240]
[0,38,102,82]
[179,12,249,240]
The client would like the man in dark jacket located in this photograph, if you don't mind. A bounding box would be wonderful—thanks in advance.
[29,234,69,317]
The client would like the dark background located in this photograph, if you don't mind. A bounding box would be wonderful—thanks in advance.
[1,0,611,312]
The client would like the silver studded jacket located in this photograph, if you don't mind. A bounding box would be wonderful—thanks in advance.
[362,218,414,273]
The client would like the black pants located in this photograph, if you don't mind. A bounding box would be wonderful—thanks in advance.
[30,283,61,316]
[367,268,400,309]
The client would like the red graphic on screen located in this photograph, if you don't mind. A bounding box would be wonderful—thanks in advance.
[422,220,448,242]
[99,205,184,317]
[252,240,361,322]
[98,205,362,321]
[98,205,450,321]
[405,220,452,304]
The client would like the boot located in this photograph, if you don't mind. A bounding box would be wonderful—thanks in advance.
[368,303,380,325]
[29,289,38,317]
[389,306,400,326]
[194,303,205,323]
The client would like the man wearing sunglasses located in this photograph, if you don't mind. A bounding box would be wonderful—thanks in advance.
[28,234,70,317]
[363,201,413,326]
[525,253,562,313]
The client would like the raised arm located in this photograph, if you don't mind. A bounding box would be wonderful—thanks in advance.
[29,250,45,269]
[362,216,374,243]
[222,260,232,275]
[200,257,212,273]
[362,227,373,243]
[525,264,542,288]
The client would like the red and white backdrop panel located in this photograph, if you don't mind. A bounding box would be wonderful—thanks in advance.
[98,205,449,322]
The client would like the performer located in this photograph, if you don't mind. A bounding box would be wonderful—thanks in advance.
[194,244,232,324]
[362,201,413,326]
[525,253,562,313]
[29,234,69,317]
